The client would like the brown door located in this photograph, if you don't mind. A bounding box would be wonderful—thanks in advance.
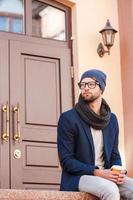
[0,38,72,189]
[0,39,10,188]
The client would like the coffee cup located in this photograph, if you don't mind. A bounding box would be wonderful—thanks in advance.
[111,165,127,174]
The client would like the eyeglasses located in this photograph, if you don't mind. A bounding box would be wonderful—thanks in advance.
[78,81,99,89]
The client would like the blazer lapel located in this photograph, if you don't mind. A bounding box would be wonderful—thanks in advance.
[79,119,95,161]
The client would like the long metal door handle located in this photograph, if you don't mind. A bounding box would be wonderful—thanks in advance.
[13,104,21,142]
[2,103,9,142]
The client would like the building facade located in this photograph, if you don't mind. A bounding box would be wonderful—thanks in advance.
[0,0,132,189]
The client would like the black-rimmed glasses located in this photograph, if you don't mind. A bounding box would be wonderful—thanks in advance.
[78,81,99,89]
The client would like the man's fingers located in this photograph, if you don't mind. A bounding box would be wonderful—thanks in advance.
[119,173,125,178]
[110,178,118,182]
[109,174,119,179]
[117,180,124,185]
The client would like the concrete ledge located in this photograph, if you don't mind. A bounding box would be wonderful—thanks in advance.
[0,190,98,200]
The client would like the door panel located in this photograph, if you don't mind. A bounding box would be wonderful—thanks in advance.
[24,143,58,167]
[10,40,72,189]
[0,39,9,188]
[24,55,60,126]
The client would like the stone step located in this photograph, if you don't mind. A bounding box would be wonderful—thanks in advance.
[0,189,124,200]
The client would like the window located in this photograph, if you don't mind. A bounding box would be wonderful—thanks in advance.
[32,0,66,41]
[0,16,8,31]
[0,0,25,34]
[0,0,71,41]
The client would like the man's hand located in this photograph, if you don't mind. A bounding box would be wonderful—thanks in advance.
[93,169,125,184]
[116,171,126,185]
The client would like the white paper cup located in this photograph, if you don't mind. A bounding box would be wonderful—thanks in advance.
[111,165,126,174]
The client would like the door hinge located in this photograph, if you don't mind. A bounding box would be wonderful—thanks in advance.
[70,66,74,78]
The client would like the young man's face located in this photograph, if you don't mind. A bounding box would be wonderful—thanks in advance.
[79,77,102,102]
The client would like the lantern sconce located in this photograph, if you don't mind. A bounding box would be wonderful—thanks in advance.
[97,19,117,57]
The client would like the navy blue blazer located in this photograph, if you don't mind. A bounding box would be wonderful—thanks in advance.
[57,108,122,191]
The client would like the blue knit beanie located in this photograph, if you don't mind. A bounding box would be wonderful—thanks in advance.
[80,69,107,92]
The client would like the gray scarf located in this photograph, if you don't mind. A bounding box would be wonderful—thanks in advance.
[75,95,111,130]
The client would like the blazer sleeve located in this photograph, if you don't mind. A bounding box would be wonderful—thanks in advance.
[110,114,122,166]
[57,113,96,175]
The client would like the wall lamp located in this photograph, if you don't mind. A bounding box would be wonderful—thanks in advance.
[97,19,117,57]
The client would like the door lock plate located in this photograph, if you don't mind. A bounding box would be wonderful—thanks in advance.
[14,149,21,159]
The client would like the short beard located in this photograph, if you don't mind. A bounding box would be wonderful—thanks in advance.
[81,94,100,103]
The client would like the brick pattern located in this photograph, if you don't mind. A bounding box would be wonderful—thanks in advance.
[0,190,98,200]
[0,189,124,200]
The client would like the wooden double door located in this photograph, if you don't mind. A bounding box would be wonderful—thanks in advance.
[0,37,72,189]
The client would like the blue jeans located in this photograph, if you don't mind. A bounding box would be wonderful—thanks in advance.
[78,175,133,200]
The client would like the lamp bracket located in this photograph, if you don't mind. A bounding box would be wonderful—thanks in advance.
[97,43,110,57]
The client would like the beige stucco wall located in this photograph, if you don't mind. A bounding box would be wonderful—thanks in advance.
[58,0,125,165]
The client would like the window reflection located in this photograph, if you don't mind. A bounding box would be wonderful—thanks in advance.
[32,0,66,41]
[0,0,24,34]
